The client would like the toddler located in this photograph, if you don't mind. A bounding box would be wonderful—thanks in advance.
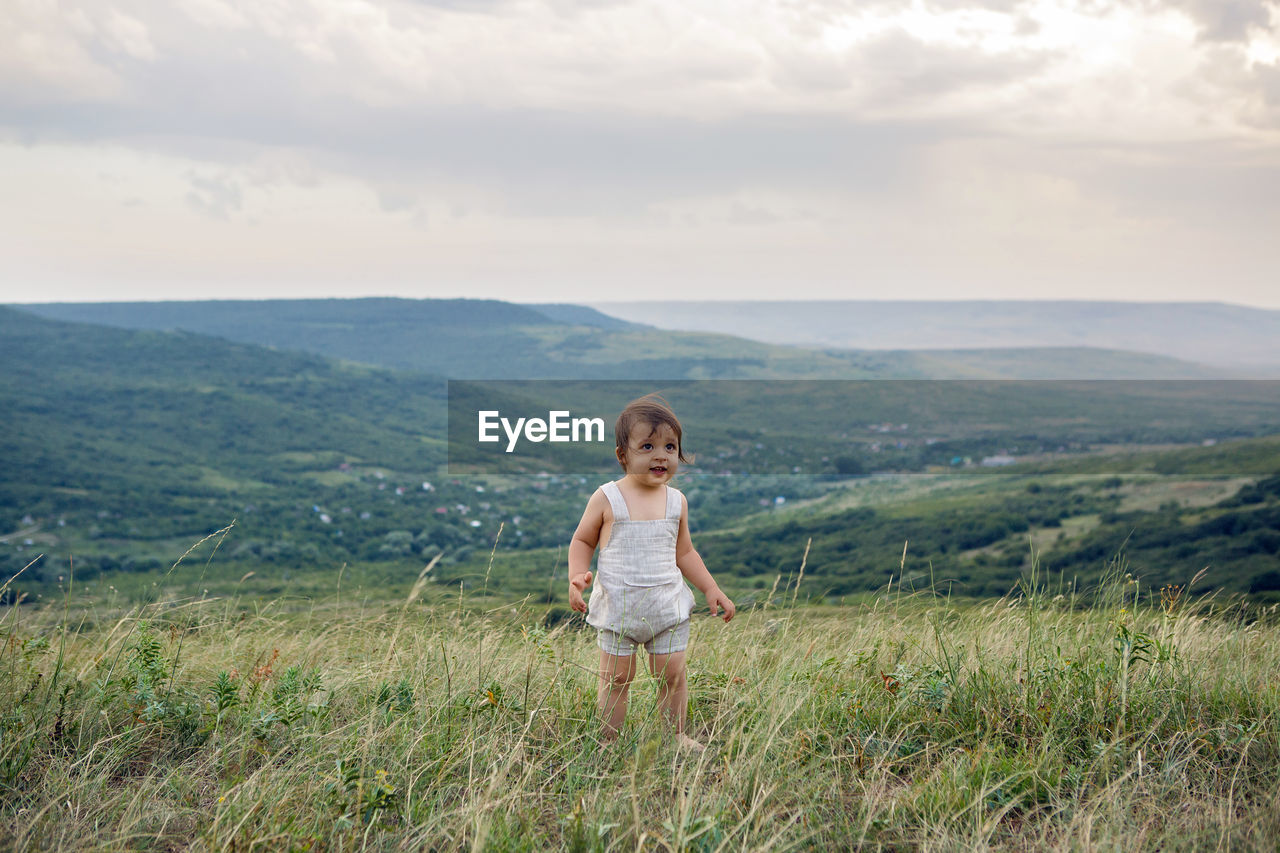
[568,394,735,750]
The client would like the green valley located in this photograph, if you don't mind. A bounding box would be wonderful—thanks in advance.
[2,301,1278,610]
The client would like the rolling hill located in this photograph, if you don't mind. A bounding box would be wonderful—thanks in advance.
[15,298,1226,379]
[591,300,1280,373]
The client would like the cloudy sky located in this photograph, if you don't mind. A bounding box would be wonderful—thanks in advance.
[2,0,1278,306]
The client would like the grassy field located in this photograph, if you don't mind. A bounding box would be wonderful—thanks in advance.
[2,547,1279,852]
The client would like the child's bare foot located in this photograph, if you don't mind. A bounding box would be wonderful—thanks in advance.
[675,733,705,753]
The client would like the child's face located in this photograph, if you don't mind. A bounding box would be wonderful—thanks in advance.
[618,422,679,485]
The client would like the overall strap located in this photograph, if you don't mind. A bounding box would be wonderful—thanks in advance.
[601,481,630,522]
[665,486,683,521]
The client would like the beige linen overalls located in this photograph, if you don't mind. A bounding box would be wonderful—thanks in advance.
[587,481,695,654]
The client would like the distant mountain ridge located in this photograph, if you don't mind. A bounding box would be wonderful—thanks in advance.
[591,300,1280,371]
[12,298,1228,379]
[526,303,639,329]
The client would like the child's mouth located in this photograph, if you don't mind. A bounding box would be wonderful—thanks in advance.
[650,466,667,474]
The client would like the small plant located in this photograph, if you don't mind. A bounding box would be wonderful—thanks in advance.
[662,813,723,853]
[126,621,170,695]
[250,709,282,743]
[326,759,400,827]
[374,678,414,716]
[271,665,323,726]
[473,679,520,714]
[521,624,556,662]
[209,670,241,718]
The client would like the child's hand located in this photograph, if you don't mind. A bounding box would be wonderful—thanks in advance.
[707,588,735,623]
[569,572,592,613]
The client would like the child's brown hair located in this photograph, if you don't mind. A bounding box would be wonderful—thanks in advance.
[615,394,692,470]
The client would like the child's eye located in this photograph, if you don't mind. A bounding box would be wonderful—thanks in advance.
[666,444,676,451]
[641,443,652,450]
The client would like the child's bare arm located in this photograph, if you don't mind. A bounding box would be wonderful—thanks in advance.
[568,489,607,613]
[675,494,735,622]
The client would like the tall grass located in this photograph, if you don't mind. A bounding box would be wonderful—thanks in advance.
[2,554,1278,850]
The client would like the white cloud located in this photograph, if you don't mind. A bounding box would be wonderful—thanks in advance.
[176,0,250,30]
[4,0,1275,131]
[185,170,243,219]
[103,10,158,61]
[0,2,121,104]
[1166,0,1274,43]
[1,0,1279,305]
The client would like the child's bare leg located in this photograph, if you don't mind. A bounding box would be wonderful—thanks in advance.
[598,651,637,741]
[647,651,703,751]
